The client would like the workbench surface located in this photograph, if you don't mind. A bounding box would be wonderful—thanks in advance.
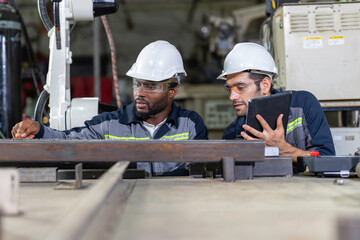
[2,176,360,240]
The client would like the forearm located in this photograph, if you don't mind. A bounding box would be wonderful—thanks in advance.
[278,141,311,163]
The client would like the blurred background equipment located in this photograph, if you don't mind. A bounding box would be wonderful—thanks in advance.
[269,2,360,100]
[6,0,359,141]
[261,0,360,155]
[0,0,21,138]
[35,0,118,130]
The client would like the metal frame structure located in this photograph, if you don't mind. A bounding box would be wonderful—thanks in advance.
[0,140,266,182]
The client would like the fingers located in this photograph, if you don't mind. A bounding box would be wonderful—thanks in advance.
[11,125,18,138]
[11,123,23,138]
[255,114,272,131]
[276,114,284,130]
[12,120,40,139]
[242,124,262,139]
[240,130,258,140]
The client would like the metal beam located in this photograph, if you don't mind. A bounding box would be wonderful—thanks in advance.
[0,140,265,165]
[43,161,131,240]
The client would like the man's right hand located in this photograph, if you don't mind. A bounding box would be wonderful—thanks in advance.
[11,120,41,139]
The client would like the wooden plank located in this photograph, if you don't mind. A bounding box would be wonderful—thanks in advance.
[0,140,265,164]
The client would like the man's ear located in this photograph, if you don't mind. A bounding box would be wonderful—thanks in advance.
[260,77,272,95]
[168,87,178,99]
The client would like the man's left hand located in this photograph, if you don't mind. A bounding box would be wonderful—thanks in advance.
[241,114,312,162]
[241,114,287,148]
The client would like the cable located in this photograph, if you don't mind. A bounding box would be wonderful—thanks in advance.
[34,89,50,124]
[37,0,53,32]
[101,15,122,108]
[9,0,46,96]
[70,21,77,34]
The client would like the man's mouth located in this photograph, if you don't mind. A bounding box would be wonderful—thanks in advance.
[233,101,246,110]
[135,99,149,109]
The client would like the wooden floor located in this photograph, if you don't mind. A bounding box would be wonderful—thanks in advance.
[3,176,360,240]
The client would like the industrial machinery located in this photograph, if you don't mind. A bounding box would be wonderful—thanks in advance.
[269,1,360,101]
[35,0,118,130]
[181,4,268,139]
[262,1,360,155]
[0,0,21,138]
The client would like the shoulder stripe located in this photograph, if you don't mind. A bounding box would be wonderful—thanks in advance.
[287,117,303,133]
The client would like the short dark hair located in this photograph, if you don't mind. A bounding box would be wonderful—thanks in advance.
[248,71,273,92]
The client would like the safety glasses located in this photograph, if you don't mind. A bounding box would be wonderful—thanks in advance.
[224,79,261,95]
[132,79,178,93]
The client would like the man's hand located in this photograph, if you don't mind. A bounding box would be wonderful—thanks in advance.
[241,114,311,162]
[11,120,41,139]
[241,114,287,147]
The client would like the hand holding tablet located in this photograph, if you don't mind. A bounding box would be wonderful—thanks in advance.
[245,91,292,138]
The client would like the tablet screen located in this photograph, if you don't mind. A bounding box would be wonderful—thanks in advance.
[245,91,292,138]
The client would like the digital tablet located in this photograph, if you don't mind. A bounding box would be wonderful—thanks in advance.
[245,91,292,138]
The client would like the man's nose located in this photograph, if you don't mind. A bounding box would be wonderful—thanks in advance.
[229,88,239,101]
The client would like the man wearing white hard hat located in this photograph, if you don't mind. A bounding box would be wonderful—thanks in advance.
[220,42,335,162]
[12,40,208,176]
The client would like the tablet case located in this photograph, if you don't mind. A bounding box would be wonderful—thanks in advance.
[245,91,292,138]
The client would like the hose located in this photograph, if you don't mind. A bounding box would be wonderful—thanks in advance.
[37,0,53,32]
[53,1,61,49]
[34,89,50,125]
[101,15,122,108]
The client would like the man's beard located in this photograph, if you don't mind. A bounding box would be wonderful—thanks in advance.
[234,89,263,117]
[134,97,169,120]
[233,100,248,117]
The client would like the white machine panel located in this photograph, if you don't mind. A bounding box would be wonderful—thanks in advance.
[273,2,360,101]
[331,127,360,155]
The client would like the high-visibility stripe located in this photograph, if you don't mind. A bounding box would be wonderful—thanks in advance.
[162,132,189,140]
[104,133,189,141]
[104,135,150,140]
[287,117,303,133]
[162,133,189,138]
[173,137,189,140]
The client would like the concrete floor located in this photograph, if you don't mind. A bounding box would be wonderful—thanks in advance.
[2,177,360,240]
[112,177,360,240]
[1,182,91,240]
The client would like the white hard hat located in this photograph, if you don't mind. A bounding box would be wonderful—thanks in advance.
[126,40,187,82]
[217,42,278,80]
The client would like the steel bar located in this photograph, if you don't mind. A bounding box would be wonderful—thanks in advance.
[189,156,293,180]
[44,161,130,240]
[75,163,82,189]
[0,140,265,165]
[222,157,235,182]
[18,168,57,182]
[78,181,136,240]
